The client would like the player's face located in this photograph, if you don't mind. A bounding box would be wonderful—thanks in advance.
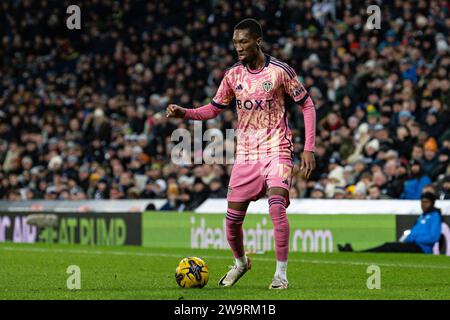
[421,198,433,212]
[232,29,261,63]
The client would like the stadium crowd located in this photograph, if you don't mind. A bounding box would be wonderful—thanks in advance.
[0,0,449,210]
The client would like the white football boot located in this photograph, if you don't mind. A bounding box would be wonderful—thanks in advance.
[218,257,251,287]
[269,276,289,290]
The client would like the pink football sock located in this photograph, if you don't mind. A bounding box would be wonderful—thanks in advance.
[268,195,290,262]
[226,208,246,259]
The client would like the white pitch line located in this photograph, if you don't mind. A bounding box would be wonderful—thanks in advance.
[2,246,450,270]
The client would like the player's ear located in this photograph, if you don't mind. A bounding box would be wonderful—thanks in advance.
[256,37,262,49]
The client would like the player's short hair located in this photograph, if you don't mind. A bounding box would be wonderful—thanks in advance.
[234,18,262,39]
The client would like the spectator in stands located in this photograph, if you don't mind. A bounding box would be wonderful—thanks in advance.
[401,161,432,199]
[185,178,210,211]
[338,192,442,253]
[367,184,390,200]
[432,148,450,180]
[209,178,228,198]
[438,176,450,200]
[310,185,326,199]
[422,138,439,177]
[0,1,448,211]
[93,178,109,200]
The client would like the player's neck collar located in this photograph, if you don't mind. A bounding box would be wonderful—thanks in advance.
[246,54,270,74]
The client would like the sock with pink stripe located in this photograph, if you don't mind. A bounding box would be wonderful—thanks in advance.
[226,208,247,264]
[268,195,290,279]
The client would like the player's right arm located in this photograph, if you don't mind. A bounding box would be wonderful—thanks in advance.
[166,70,235,120]
[166,102,222,120]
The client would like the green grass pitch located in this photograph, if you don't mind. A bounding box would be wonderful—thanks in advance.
[1,242,450,300]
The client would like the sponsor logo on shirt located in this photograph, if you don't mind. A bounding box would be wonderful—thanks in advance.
[236,99,273,110]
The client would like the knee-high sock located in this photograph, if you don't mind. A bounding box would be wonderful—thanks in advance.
[269,195,290,262]
[226,208,246,259]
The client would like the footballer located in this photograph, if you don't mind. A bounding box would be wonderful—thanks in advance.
[166,18,316,289]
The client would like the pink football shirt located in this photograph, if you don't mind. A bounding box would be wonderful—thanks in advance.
[212,54,311,160]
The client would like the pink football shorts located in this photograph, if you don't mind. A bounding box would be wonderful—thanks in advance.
[227,156,294,205]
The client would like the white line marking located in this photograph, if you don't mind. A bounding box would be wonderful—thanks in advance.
[3,246,450,270]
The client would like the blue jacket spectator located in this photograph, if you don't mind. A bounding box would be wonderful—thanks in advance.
[338,192,443,254]
[401,161,431,199]
[405,207,442,254]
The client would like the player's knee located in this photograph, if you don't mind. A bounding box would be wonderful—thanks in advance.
[268,187,289,198]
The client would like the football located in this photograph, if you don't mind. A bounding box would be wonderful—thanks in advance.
[175,257,209,288]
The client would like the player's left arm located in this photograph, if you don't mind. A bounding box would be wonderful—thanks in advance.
[283,69,316,179]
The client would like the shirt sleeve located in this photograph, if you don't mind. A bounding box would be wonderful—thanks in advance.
[184,103,222,120]
[211,71,235,109]
[283,69,310,105]
[282,67,315,152]
[300,96,316,152]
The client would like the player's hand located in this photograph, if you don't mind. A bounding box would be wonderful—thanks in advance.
[300,151,315,180]
[166,104,186,118]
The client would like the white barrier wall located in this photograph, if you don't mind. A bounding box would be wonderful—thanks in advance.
[195,199,450,215]
[1,199,449,215]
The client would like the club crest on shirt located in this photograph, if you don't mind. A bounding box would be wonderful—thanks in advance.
[262,81,273,93]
